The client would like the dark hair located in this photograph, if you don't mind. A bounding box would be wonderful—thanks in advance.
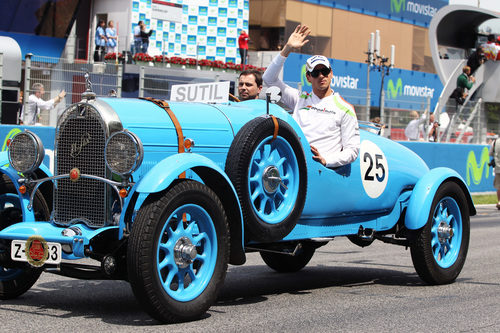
[97,19,105,28]
[239,69,263,87]
[488,34,495,42]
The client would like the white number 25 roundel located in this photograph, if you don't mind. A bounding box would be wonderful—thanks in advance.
[359,140,388,198]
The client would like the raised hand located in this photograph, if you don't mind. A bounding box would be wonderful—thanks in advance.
[281,25,311,57]
[288,25,310,49]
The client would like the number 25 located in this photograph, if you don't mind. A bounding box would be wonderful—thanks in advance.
[363,152,385,182]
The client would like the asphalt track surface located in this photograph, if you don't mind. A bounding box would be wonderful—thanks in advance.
[0,205,499,332]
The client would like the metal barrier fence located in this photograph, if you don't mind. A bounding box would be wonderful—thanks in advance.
[0,54,488,144]
[23,54,122,126]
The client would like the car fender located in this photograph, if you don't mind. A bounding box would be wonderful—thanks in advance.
[130,153,246,265]
[405,167,476,230]
[0,151,36,221]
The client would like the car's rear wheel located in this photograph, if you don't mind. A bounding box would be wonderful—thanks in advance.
[410,182,470,285]
[260,243,316,273]
[0,174,49,299]
[225,117,307,242]
[128,180,229,323]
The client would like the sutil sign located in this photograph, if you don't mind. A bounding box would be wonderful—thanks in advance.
[170,81,230,103]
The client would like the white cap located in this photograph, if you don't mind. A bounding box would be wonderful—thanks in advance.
[305,55,331,72]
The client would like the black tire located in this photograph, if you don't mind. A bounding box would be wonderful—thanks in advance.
[0,174,50,299]
[260,243,315,273]
[127,180,230,323]
[225,117,307,242]
[410,182,470,285]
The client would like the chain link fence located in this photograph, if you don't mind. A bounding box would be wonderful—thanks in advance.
[23,54,122,126]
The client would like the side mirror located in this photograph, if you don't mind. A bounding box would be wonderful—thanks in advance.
[265,86,282,104]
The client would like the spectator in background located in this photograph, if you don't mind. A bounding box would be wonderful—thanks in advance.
[489,136,500,209]
[427,113,439,142]
[404,110,427,141]
[467,46,485,74]
[94,19,107,62]
[370,117,386,137]
[238,69,263,101]
[133,20,143,55]
[140,23,153,54]
[16,91,23,125]
[456,66,475,96]
[21,83,65,125]
[106,20,118,54]
[238,30,249,65]
[481,34,500,60]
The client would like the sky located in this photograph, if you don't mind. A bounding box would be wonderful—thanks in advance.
[449,0,500,32]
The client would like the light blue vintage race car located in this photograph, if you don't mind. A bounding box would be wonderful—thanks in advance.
[0,84,474,323]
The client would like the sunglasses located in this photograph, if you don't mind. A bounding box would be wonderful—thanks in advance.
[309,67,331,78]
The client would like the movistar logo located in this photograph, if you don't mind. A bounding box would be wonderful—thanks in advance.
[387,78,403,99]
[466,147,490,186]
[390,0,438,17]
[387,77,435,99]
[391,0,405,13]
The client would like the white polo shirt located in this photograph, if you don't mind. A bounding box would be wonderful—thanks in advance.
[263,54,360,167]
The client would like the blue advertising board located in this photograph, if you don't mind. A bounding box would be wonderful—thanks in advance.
[297,0,448,27]
[399,141,495,193]
[283,53,443,112]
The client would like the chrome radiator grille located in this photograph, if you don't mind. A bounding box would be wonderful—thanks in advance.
[54,105,108,227]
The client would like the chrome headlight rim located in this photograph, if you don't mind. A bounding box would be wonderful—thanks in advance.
[8,130,45,175]
[105,130,144,176]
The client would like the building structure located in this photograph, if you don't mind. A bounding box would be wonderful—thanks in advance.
[250,0,448,72]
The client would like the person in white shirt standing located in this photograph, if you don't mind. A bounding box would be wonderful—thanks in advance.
[262,24,359,168]
[21,83,66,125]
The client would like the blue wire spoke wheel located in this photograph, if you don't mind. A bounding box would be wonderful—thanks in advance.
[410,181,470,285]
[248,136,300,224]
[157,204,217,301]
[128,180,229,323]
[430,196,462,268]
[225,117,307,242]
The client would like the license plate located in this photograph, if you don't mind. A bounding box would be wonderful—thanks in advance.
[11,239,62,265]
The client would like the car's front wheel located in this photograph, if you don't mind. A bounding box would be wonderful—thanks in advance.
[0,174,50,299]
[127,180,230,323]
[410,181,470,285]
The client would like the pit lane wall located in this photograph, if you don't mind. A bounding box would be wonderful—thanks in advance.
[0,125,494,193]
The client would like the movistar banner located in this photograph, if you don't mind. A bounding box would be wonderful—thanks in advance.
[283,53,443,111]
[297,0,448,27]
[400,142,495,193]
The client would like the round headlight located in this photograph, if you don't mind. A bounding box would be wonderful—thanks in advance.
[8,130,45,174]
[105,130,143,176]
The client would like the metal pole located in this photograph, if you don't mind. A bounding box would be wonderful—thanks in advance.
[366,64,371,121]
[23,53,33,124]
[0,52,3,121]
[379,69,386,125]
[139,66,145,98]
[117,63,123,98]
